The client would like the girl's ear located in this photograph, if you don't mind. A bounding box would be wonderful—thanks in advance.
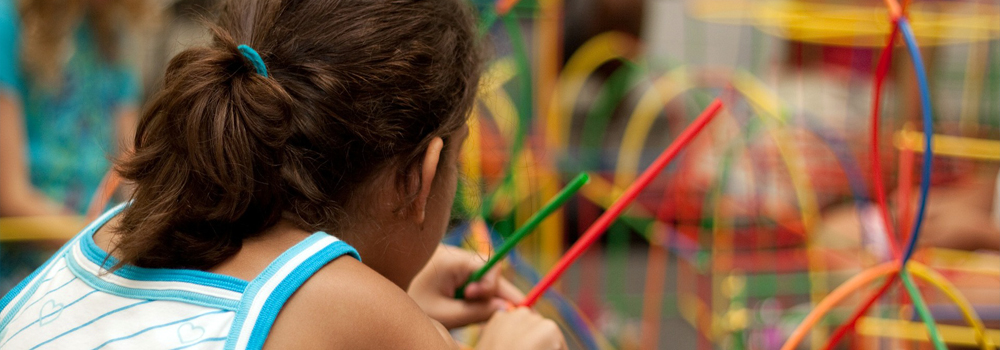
[413,137,444,224]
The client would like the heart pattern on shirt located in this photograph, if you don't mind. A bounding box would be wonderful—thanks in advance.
[177,322,206,344]
[39,300,64,326]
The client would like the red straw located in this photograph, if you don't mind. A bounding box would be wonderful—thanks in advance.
[821,274,899,350]
[521,97,725,307]
[822,11,908,350]
[868,22,902,260]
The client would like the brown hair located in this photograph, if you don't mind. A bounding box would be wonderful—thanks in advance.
[112,0,481,270]
[18,0,154,87]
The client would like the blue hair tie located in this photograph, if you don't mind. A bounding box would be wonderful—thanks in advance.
[237,44,268,77]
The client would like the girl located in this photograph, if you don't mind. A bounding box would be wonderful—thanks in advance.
[0,0,567,349]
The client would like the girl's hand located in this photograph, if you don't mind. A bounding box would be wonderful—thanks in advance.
[408,244,524,329]
[476,307,568,350]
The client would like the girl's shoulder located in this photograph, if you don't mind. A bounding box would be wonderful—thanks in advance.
[262,256,458,349]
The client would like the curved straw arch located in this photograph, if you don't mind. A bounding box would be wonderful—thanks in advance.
[781,261,994,350]
[609,69,828,243]
[611,70,851,347]
[612,68,692,190]
[782,262,900,350]
[546,31,640,153]
[462,58,520,203]
[734,73,833,347]
[609,69,830,228]
[578,60,647,170]
[470,60,555,250]
[907,262,996,350]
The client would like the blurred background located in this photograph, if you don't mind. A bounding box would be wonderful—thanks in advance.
[1,0,998,349]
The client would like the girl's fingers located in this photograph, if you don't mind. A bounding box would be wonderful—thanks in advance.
[496,277,525,303]
[464,268,498,300]
[443,297,508,328]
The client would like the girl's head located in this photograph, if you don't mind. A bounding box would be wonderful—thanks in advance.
[113,0,481,286]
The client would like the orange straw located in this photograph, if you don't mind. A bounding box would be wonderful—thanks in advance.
[639,224,670,350]
[781,262,901,350]
[883,0,903,20]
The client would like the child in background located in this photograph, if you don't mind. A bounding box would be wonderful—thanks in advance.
[820,167,1000,254]
[0,0,148,216]
[910,168,1000,251]
[0,0,566,349]
[0,0,151,293]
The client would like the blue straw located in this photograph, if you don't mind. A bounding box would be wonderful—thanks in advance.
[897,17,934,264]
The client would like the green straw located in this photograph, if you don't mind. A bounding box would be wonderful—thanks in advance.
[900,267,947,350]
[455,172,590,299]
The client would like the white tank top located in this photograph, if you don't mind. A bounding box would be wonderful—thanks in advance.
[0,204,360,349]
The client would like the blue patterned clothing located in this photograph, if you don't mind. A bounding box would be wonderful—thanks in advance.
[0,0,139,213]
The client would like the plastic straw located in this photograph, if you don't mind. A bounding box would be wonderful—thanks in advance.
[897,17,934,265]
[521,97,724,307]
[901,268,947,349]
[455,173,590,299]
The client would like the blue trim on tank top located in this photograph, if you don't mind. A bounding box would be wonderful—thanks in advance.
[223,232,329,349]
[224,232,360,349]
[0,203,127,331]
[80,224,249,293]
[66,252,241,311]
[243,240,359,350]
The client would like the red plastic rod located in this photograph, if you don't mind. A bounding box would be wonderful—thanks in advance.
[521,97,725,307]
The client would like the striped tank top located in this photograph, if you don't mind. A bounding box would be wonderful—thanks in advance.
[0,204,360,349]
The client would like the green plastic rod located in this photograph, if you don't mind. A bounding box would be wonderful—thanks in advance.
[455,172,590,299]
[900,268,947,350]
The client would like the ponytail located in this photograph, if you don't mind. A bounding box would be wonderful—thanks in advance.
[111,0,481,270]
[112,26,293,270]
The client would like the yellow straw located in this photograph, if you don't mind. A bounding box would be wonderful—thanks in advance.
[0,216,87,241]
[894,130,1000,161]
[857,317,1000,347]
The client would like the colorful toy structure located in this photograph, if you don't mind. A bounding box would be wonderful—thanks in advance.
[1,0,998,349]
[452,0,1000,349]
